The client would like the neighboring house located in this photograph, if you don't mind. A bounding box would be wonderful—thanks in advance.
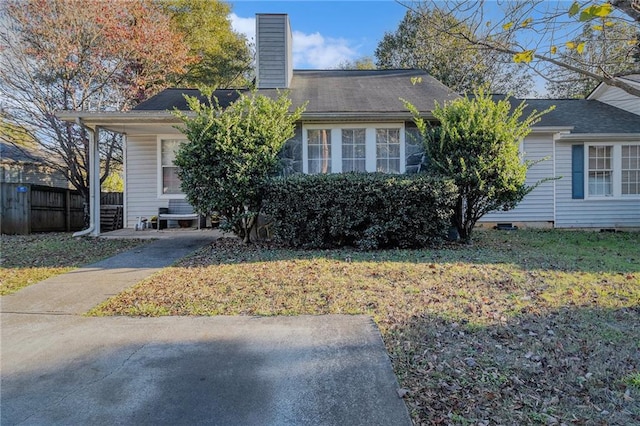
[57,13,640,235]
[480,97,640,229]
[0,141,70,188]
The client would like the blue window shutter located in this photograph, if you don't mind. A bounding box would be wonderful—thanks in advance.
[572,144,584,199]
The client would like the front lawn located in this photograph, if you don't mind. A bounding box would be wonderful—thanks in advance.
[0,233,148,295]
[90,229,639,425]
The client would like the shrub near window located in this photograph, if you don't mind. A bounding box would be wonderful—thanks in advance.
[263,173,457,249]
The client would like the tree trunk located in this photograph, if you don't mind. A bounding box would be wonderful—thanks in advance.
[241,214,257,244]
[81,188,90,228]
[453,196,467,243]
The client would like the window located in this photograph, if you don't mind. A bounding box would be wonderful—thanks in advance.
[307,129,331,174]
[303,124,404,174]
[160,139,185,195]
[583,143,640,198]
[588,145,612,196]
[342,129,366,172]
[376,128,401,173]
[622,145,640,195]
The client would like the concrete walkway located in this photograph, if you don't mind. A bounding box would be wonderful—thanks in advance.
[2,231,219,315]
[0,232,411,425]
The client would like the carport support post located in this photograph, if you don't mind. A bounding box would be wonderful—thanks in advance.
[90,126,101,236]
[75,120,101,237]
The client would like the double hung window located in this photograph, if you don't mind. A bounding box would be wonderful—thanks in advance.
[622,145,639,195]
[341,129,366,172]
[307,129,332,174]
[376,128,401,173]
[159,138,185,196]
[588,145,612,196]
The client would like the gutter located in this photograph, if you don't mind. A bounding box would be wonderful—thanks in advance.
[56,110,181,122]
[56,110,428,124]
[556,133,640,142]
[300,112,435,122]
[72,118,99,237]
[529,126,574,133]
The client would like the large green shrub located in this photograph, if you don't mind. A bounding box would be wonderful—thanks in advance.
[173,89,304,243]
[405,89,553,242]
[263,173,457,249]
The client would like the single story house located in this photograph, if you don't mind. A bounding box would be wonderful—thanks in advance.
[57,14,639,235]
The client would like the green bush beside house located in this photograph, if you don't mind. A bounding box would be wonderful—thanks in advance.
[263,173,457,249]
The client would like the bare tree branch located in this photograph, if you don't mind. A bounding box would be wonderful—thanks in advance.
[402,1,640,97]
[610,0,640,22]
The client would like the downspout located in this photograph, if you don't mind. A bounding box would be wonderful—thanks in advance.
[73,118,100,237]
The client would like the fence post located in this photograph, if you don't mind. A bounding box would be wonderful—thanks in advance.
[65,189,71,232]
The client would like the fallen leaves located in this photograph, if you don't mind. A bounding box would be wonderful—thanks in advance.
[87,230,640,424]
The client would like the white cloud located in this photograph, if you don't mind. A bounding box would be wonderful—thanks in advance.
[292,31,357,69]
[229,14,358,69]
[229,13,256,42]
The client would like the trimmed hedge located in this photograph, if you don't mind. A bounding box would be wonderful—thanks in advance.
[262,173,457,249]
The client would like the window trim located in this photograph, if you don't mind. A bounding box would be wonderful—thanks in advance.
[622,144,640,196]
[584,142,640,199]
[302,123,405,174]
[157,135,188,199]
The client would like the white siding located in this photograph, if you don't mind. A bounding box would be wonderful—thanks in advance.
[125,136,167,228]
[256,14,291,89]
[590,85,640,115]
[480,134,555,223]
[555,142,640,228]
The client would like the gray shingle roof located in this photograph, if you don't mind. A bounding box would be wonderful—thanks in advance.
[0,141,46,163]
[287,70,458,114]
[133,88,238,111]
[134,69,459,116]
[134,70,639,134]
[512,98,640,133]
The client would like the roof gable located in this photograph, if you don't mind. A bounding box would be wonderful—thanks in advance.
[585,74,640,115]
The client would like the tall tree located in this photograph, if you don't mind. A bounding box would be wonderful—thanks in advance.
[161,0,252,88]
[376,7,534,95]
[410,1,640,97]
[0,0,191,213]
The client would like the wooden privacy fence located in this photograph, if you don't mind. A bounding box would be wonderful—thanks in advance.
[100,192,123,205]
[1,183,124,235]
[1,183,84,234]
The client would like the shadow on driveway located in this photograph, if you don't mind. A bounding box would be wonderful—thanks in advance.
[1,315,411,425]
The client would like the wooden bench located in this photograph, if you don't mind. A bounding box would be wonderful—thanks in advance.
[157,199,200,230]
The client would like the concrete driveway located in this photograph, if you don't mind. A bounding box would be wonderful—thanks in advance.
[1,232,411,425]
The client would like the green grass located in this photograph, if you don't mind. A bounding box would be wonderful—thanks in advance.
[626,372,640,390]
[88,229,640,424]
[0,233,148,295]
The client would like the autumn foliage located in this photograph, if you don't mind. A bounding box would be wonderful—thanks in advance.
[5,0,192,108]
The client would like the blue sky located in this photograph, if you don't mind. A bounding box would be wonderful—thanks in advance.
[228,1,409,69]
